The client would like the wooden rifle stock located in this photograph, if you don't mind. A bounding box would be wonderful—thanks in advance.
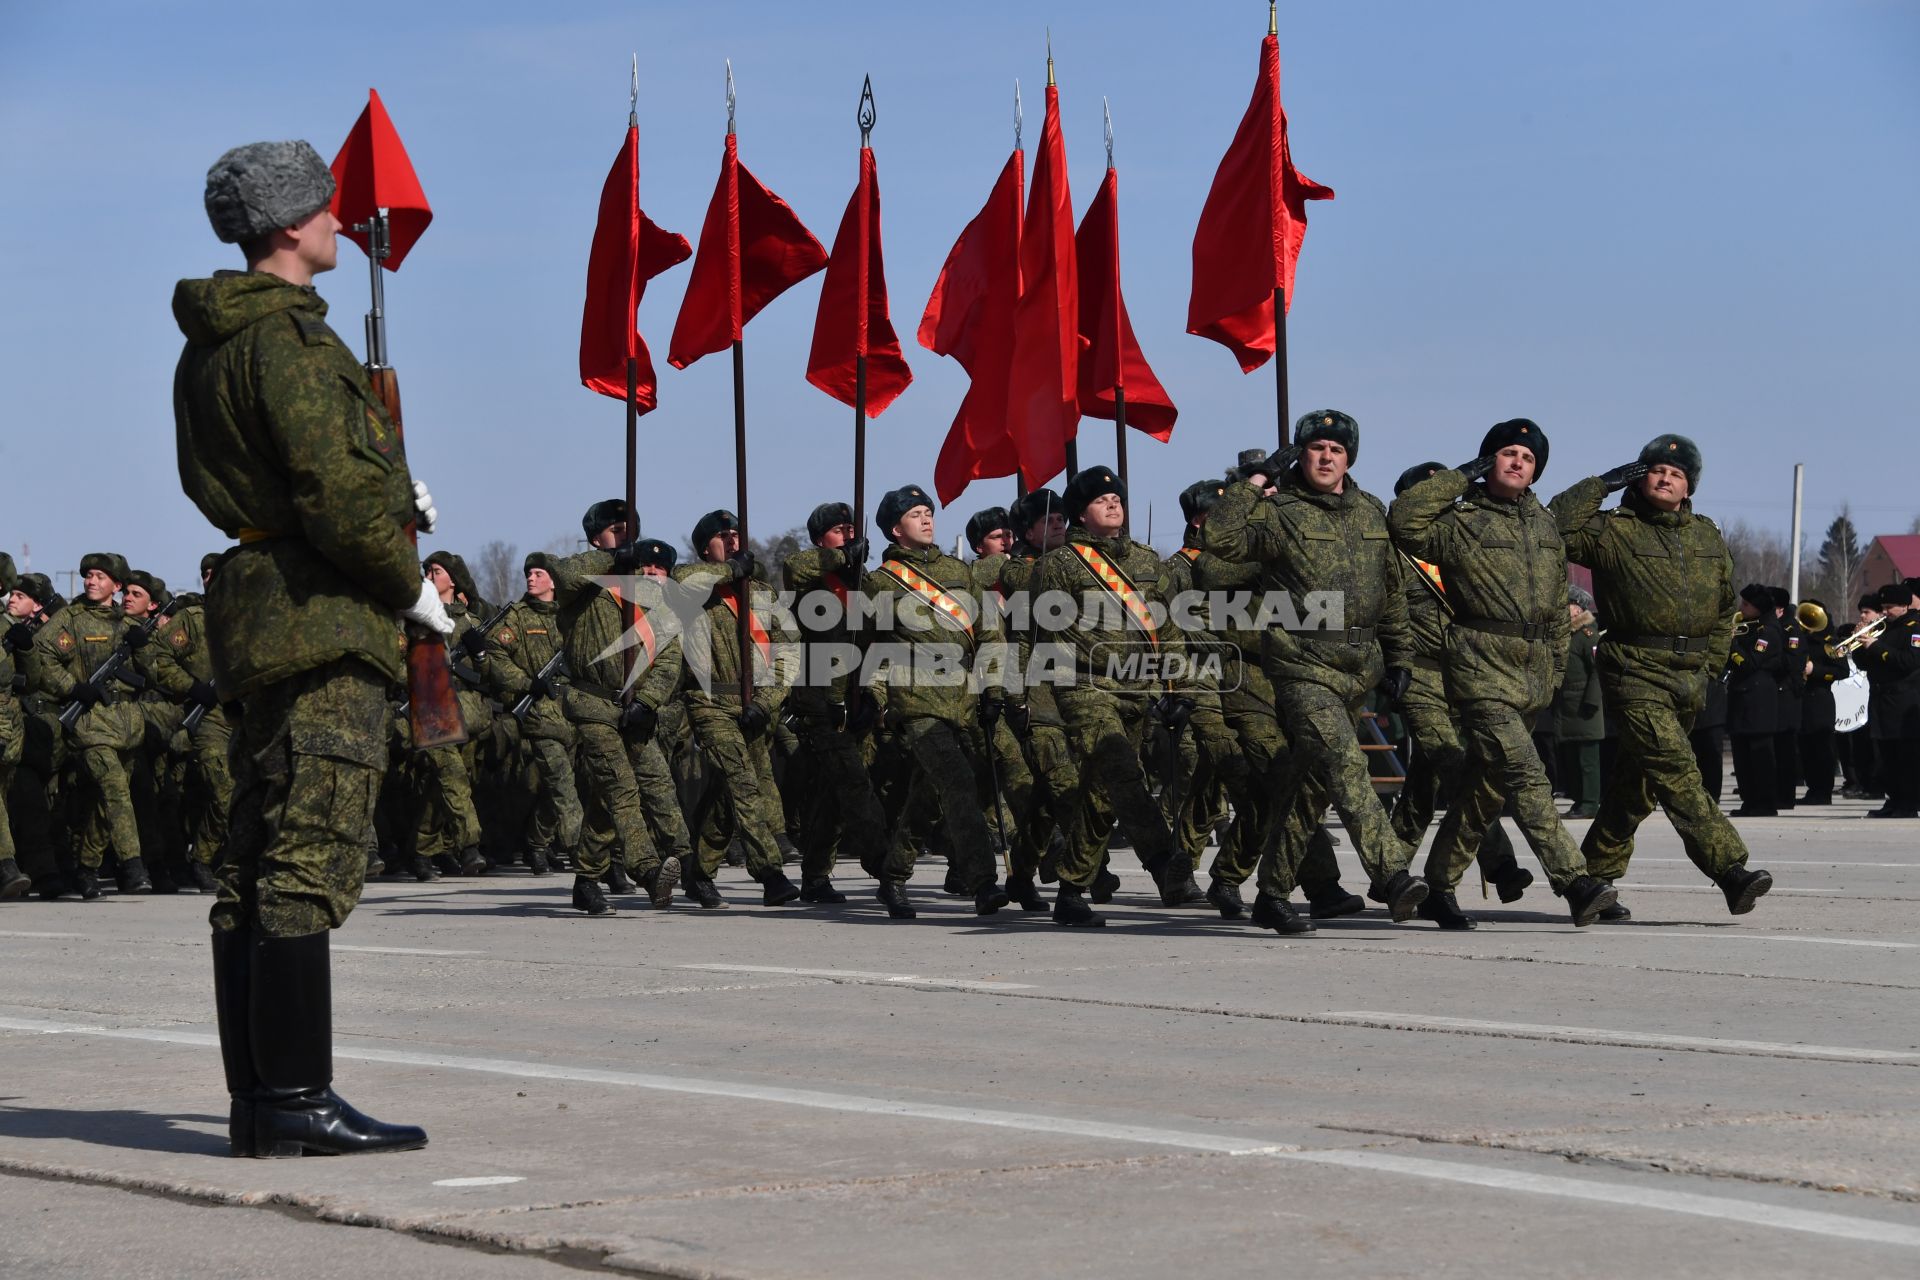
[369,366,466,750]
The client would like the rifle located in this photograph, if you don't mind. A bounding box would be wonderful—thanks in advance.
[510,651,568,721]
[358,208,465,750]
[57,614,160,730]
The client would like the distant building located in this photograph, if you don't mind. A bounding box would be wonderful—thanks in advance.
[1863,534,1920,593]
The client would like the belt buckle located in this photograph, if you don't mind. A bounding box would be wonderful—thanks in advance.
[1346,626,1366,646]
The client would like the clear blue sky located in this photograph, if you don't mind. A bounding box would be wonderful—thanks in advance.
[2,0,1915,592]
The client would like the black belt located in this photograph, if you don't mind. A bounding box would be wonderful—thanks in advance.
[569,678,620,703]
[1615,633,1713,655]
[1456,617,1555,642]
[1283,625,1376,647]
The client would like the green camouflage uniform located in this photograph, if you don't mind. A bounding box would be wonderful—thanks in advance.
[783,545,892,880]
[863,542,1006,892]
[1390,469,1588,894]
[1203,473,1417,896]
[1553,479,1749,881]
[485,596,583,861]
[145,595,232,869]
[29,598,145,872]
[1158,546,1219,875]
[549,550,683,881]
[173,271,420,937]
[412,598,485,863]
[997,542,1083,881]
[0,595,23,877]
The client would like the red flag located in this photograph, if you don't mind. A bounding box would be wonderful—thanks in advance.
[806,147,912,415]
[1187,34,1334,372]
[1003,82,1080,489]
[922,151,1025,505]
[668,133,828,370]
[578,124,692,408]
[329,88,432,271]
[1076,166,1177,442]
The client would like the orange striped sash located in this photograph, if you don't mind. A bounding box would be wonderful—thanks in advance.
[1070,544,1158,648]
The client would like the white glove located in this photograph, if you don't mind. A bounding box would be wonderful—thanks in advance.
[412,480,439,534]
[401,580,455,635]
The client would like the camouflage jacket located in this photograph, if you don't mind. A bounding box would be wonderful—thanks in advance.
[484,596,569,739]
[782,546,864,716]
[173,272,419,697]
[145,599,231,733]
[28,598,143,750]
[997,542,1064,726]
[1033,529,1189,699]
[1390,470,1570,714]
[1190,546,1270,714]
[863,542,1003,726]
[1202,472,1413,706]
[548,550,684,724]
[670,561,795,718]
[443,599,494,738]
[1553,479,1735,711]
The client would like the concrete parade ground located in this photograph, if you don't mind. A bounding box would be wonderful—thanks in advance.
[1,800,1916,1278]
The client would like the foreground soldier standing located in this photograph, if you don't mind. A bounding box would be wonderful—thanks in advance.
[1553,435,1774,913]
[175,139,448,1156]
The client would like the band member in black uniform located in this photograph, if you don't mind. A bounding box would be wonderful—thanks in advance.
[1726,583,1784,817]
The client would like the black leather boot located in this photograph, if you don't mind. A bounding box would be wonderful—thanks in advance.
[1718,866,1773,916]
[249,931,426,1158]
[1596,884,1632,922]
[603,864,634,894]
[682,862,727,909]
[1249,892,1315,936]
[211,926,256,1156]
[1005,876,1048,912]
[1206,878,1246,919]
[1489,866,1534,904]
[645,856,682,908]
[760,869,802,906]
[1089,867,1121,904]
[1563,874,1618,927]
[187,861,221,894]
[1416,889,1477,930]
[410,856,437,882]
[1306,883,1367,919]
[458,846,488,876]
[572,875,615,915]
[117,856,153,894]
[875,880,917,919]
[0,859,31,899]
[525,848,550,876]
[973,880,1011,915]
[1051,884,1106,928]
[800,876,848,904]
[1379,870,1430,923]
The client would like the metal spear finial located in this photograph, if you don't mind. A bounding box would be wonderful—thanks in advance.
[1103,97,1114,170]
[629,53,638,127]
[725,59,736,135]
[857,74,876,145]
[1014,79,1023,150]
[1270,1,1278,36]
[1046,28,1055,87]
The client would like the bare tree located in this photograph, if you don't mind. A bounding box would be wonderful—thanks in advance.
[1721,520,1790,591]
[474,539,520,607]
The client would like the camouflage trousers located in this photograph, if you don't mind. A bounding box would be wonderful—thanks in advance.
[211,660,386,938]
[793,713,894,882]
[186,712,234,866]
[1055,688,1175,888]
[413,738,481,859]
[627,731,690,869]
[1427,698,1588,894]
[522,732,584,857]
[986,718,1042,881]
[1261,680,1412,894]
[572,719,659,880]
[894,715,1000,892]
[72,744,141,870]
[685,702,783,881]
[1213,706,1344,898]
[1020,722,1081,882]
[1393,676,1521,884]
[1582,697,1749,883]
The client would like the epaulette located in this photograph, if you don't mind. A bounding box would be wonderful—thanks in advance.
[1609,507,1636,519]
[289,309,338,348]
[1695,513,1720,531]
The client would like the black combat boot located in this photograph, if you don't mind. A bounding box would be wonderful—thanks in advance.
[1596,883,1632,922]
[1249,892,1315,936]
[187,861,220,895]
[875,880,917,919]
[1563,874,1619,927]
[1489,866,1534,903]
[458,846,488,876]
[603,863,634,894]
[1306,883,1367,919]
[682,862,728,909]
[432,852,462,876]
[1005,876,1048,912]
[0,859,31,899]
[1378,870,1430,923]
[973,880,1011,915]
[525,848,550,876]
[211,925,256,1155]
[248,931,427,1158]
[941,869,968,896]
[1051,884,1105,928]
[1206,878,1246,919]
[410,855,437,882]
[799,876,848,904]
[76,868,103,900]
[572,875,614,915]
[645,856,682,908]
[1162,871,1207,908]
[1718,866,1773,915]
[760,869,802,906]
[149,863,180,894]
[117,856,153,894]
[1416,889,1477,930]
[1089,867,1121,904]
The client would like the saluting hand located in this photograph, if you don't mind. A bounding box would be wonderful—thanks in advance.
[1599,461,1650,493]
[1455,455,1497,483]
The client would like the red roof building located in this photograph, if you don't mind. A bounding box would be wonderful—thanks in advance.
[1863,534,1920,592]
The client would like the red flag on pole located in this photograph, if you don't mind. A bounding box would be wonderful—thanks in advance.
[668,133,828,370]
[578,124,691,407]
[1186,34,1334,372]
[330,89,432,270]
[1076,165,1177,441]
[923,150,1025,505]
[806,146,912,414]
[1002,79,1080,489]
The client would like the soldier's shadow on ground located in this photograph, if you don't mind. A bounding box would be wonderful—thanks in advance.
[0,1100,229,1156]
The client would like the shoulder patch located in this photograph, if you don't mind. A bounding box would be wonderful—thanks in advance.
[495,626,516,646]
[56,631,74,651]
[290,310,338,347]
[363,402,393,455]
[169,627,190,648]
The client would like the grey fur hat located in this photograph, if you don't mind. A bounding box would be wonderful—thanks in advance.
[204,140,336,244]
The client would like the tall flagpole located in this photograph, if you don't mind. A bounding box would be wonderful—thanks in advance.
[1105,97,1128,533]
[727,61,752,705]
[623,57,641,683]
[1012,79,1028,507]
[1048,35,1079,483]
[1269,3,1289,449]
[854,77,875,534]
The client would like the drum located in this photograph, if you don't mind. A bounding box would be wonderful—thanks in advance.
[1834,671,1870,733]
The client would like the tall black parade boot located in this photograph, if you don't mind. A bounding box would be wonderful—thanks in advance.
[211,925,256,1156]
[249,930,427,1158]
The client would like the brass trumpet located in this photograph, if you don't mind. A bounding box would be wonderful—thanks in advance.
[1832,616,1886,658]
[1795,600,1829,633]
